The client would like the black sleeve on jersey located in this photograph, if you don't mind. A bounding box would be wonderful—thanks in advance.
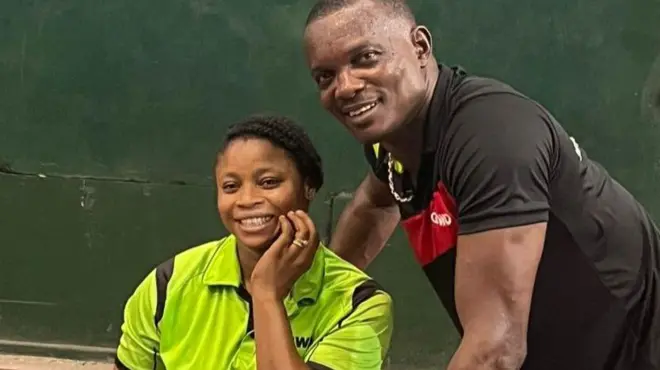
[443,93,555,235]
[363,144,389,183]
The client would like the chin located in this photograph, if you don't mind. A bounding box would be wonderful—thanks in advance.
[352,128,389,145]
[348,122,398,146]
[235,229,281,251]
[237,237,271,251]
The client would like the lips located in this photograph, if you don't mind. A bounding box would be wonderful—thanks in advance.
[341,98,379,115]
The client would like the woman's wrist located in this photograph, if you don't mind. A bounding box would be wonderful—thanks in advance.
[251,287,281,304]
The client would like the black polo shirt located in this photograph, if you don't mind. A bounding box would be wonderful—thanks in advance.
[365,65,660,369]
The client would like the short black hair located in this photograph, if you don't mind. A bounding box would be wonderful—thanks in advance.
[220,114,324,191]
[305,0,415,26]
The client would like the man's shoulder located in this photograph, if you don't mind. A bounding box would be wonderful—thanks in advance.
[450,73,533,112]
[442,70,555,138]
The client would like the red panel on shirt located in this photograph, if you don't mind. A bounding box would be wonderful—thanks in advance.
[401,182,458,266]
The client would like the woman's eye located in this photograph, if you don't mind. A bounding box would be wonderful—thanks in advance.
[260,178,280,188]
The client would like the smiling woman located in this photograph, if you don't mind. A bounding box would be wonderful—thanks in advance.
[113,114,393,370]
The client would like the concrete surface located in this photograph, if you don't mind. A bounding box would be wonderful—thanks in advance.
[0,355,111,370]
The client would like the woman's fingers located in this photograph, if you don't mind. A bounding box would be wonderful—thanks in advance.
[296,210,318,248]
[287,211,310,246]
[270,215,294,254]
[289,210,319,266]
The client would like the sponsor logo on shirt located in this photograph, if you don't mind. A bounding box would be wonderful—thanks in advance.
[295,336,313,349]
[430,212,452,227]
[401,182,458,266]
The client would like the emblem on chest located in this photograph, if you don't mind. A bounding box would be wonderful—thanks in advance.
[401,183,458,266]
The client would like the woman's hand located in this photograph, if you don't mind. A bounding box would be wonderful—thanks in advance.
[249,210,320,301]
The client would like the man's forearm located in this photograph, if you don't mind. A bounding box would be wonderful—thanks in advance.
[447,333,526,370]
[252,294,308,370]
[329,198,399,270]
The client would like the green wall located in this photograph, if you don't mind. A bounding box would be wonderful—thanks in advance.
[1,0,659,368]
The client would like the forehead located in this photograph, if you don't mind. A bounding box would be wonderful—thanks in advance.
[217,138,294,174]
[304,3,408,67]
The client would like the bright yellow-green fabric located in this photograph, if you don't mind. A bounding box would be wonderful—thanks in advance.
[116,235,393,369]
[372,143,404,174]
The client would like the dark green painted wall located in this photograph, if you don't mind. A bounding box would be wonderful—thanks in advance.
[1,0,658,368]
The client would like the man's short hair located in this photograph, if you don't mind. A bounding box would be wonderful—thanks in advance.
[305,0,415,26]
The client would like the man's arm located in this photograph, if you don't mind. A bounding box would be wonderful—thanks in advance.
[448,224,545,369]
[329,171,400,270]
[444,94,557,369]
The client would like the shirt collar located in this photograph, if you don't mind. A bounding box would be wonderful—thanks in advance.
[202,235,325,306]
[422,64,467,153]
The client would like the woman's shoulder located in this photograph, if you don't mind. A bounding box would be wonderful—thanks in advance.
[171,236,234,268]
[150,236,236,293]
[316,245,389,297]
[317,245,368,276]
[312,246,393,326]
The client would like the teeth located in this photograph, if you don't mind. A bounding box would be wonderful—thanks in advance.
[240,216,272,227]
[348,102,377,117]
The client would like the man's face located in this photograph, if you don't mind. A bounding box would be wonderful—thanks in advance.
[304,1,431,144]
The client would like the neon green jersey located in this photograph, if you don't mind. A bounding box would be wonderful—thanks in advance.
[115,236,393,369]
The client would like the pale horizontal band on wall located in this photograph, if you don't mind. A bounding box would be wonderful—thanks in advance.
[0,339,116,355]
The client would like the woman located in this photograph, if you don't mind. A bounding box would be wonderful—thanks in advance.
[114,115,393,370]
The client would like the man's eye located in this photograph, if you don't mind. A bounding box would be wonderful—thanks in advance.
[316,73,333,88]
[359,51,379,63]
[222,183,238,193]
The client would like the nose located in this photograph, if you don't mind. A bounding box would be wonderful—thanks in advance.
[235,185,264,208]
[334,69,365,101]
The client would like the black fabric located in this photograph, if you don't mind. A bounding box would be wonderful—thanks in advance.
[154,258,174,327]
[114,356,130,370]
[337,280,382,328]
[351,280,382,309]
[114,352,161,370]
[308,361,334,370]
[237,285,255,339]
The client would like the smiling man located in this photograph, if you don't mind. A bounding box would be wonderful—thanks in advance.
[303,0,660,369]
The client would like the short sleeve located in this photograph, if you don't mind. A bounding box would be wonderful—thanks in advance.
[444,93,555,235]
[363,144,389,183]
[306,291,393,370]
[115,270,164,370]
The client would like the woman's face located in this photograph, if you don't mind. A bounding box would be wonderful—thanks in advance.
[216,138,310,250]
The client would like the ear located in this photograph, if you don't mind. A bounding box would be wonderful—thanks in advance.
[411,25,433,67]
[304,184,316,201]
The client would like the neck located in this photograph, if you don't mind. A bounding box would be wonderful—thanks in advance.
[381,120,424,174]
[236,242,264,288]
[381,62,439,175]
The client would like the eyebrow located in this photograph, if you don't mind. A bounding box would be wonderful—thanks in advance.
[349,41,384,54]
[310,41,384,74]
[219,167,279,180]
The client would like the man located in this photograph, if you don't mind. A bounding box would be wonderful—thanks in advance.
[303,0,660,369]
